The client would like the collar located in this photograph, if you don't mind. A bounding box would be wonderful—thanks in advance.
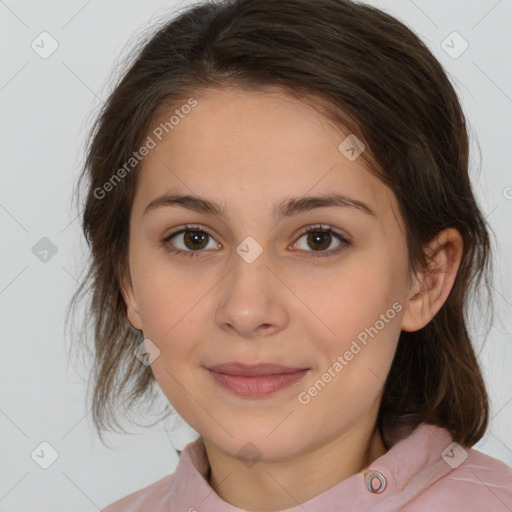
[160,423,454,511]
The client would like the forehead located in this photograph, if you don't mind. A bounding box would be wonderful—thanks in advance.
[134,86,399,225]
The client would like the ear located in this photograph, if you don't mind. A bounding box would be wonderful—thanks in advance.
[119,270,143,331]
[401,228,463,332]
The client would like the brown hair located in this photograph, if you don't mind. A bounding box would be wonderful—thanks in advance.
[68,0,493,448]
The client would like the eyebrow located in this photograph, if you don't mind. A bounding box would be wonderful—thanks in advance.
[143,192,376,222]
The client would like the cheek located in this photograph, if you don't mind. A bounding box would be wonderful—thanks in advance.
[308,258,399,336]
[300,302,401,423]
[130,264,212,382]
[300,250,404,384]
[129,242,202,337]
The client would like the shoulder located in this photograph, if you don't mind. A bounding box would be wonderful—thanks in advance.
[408,448,512,511]
[101,473,175,512]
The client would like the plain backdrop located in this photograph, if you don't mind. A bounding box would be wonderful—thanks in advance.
[1,0,511,510]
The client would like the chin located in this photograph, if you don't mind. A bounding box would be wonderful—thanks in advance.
[205,424,309,463]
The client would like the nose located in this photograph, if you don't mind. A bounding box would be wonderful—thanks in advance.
[214,246,289,339]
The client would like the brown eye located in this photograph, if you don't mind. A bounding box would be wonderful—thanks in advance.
[293,225,350,258]
[305,230,333,251]
[182,230,209,250]
[162,225,221,257]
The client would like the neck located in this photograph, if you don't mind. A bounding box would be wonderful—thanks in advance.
[202,423,387,511]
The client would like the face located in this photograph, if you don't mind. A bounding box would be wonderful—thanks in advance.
[122,86,415,462]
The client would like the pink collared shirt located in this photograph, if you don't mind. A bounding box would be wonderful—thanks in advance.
[102,423,512,511]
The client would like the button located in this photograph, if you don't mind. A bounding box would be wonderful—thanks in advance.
[364,470,387,494]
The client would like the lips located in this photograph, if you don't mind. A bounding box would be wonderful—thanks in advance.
[207,362,308,376]
[205,362,309,397]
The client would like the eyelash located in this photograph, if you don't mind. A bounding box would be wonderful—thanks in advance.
[161,224,350,259]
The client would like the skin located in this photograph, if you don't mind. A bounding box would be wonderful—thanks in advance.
[121,86,463,511]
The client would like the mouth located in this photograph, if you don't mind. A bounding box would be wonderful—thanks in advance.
[205,362,310,397]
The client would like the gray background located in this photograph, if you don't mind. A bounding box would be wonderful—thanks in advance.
[1,0,511,510]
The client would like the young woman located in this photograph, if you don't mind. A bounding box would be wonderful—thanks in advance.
[70,0,512,510]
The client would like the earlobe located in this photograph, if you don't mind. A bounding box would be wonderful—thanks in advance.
[120,271,143,331]
[401,228,463,333]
